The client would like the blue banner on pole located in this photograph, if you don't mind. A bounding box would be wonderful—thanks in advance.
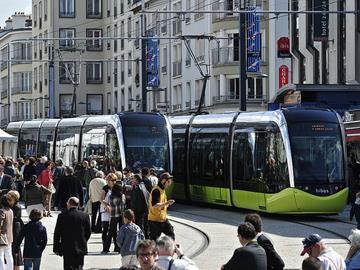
[247,7,261,73]
[146,37,159,87]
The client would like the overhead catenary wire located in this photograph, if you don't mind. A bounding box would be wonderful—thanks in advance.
[0,0,352,95]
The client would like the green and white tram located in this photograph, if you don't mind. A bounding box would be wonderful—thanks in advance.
[169,107,347,214]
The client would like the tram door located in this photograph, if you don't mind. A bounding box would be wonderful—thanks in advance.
[189,128,228,205]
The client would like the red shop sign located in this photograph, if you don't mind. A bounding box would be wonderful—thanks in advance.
[278,37,291,58]
[279,65,289,89]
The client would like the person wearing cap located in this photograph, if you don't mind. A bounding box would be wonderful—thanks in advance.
[148,172,175,241]
[300,233,345,270]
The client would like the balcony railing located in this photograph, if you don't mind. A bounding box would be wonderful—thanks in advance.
[1,62,7,70]
[59,11,75,17]
[12,87,32,95]
[172,61,182,77]
[212,1,236,22]
[212,47,238,65]
[212,95,264,104]
[1,91,7,99]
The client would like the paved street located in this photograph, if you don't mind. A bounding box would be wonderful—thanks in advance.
[18,203,354,270]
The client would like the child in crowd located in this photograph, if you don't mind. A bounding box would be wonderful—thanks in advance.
[351,192,360,229]
[14,209,47,270]
[117,209,144,266]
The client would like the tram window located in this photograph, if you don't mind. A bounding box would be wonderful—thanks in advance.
[123,126,169,172]
[289,122,344,185]
[232,131,289,193]
[55,127,81,166]
[173,134,186,183]
[189,132,227,187]
[82,125,122,172]
[38,128,55,159]
[19,129,38,157]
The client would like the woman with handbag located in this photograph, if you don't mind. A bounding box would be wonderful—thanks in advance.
[7,191,24,270]
[0,194,15,270]
[37,161,54,217]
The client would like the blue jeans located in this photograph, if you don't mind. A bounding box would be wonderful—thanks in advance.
[24,258,41,270]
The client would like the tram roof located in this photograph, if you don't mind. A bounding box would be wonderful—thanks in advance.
[57,117,88,128]
[6,121,24,131]
[168,115,193,126]
[40,119,60,128]
[235,110,286,127]
[83,115,116,126]
[192,113,238,125]
[21,120,44,129]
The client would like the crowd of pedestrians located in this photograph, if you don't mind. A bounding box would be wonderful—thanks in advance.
[0,155,358,269]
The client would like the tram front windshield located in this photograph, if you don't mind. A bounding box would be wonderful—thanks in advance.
[123,125,169,172]
[289,122,345,184]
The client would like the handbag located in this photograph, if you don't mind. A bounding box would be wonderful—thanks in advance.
[48,182,56,194]
[0,233,8,246]
[85,200,92,215]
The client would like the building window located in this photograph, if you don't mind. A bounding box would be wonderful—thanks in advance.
[121,21,125,50]
[120,55,125,85]
[59,94,73,116]
[39,2,43,29]
[86,29,103,51]
[44,0,48,21]
[128,52,132,76]
[106,26,111,50]
[33,5,37,27]
[114,58,118,87]
[86,62,103,84]
[13,72,32,92]
[114,24,118,52]
[86,94,103,114]
[59,29,75,49]
[33,68,38,90]
[127,17,131,38]
[59,0,75,18]
[59,62,76,84]
[87,0,102,18]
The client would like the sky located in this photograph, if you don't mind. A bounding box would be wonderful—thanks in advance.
[0,0,32,28]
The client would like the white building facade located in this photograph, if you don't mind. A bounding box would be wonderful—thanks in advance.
[0,13,32,126]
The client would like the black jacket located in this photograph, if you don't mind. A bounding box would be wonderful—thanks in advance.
[223,241,267,270]
[14,220,47,258]
[23,164,36,182]
[55,175,84,208]
[0,174,15,194]
[131,182,149,214]
[53,208,91,256]
[257,234,285,270]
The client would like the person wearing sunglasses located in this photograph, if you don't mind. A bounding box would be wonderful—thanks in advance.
[300,233,345,270]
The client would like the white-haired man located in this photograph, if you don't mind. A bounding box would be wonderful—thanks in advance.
[300,233,345,270]
[156,235,199,270]
[89,171,106,233]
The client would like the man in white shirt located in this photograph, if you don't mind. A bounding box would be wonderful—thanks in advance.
[89,171,107,233]
[156,235,199,270]
[300,233,346,270]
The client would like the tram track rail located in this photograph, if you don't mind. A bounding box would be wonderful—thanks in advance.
[170,203,354,246]
[169,218,210,259]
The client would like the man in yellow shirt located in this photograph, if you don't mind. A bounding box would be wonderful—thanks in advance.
[148,172,175,240]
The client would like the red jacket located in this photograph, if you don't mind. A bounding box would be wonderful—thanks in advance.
[37,168,53,188]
